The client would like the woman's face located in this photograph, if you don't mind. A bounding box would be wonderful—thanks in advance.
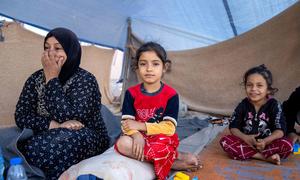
[44,36,67,64]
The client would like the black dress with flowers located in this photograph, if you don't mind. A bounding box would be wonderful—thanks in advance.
[15,68,109,179]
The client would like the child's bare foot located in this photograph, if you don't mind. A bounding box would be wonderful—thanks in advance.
[266,154,281,165]
[172,152,203,172]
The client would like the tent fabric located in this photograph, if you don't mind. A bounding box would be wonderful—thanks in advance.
[0,22,114,126]
[124,1,300,116]
[0,0,297,50]
[80,46,115,105]
[227,0,299,35]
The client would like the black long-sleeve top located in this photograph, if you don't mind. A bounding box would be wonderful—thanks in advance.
[229,98,286,139]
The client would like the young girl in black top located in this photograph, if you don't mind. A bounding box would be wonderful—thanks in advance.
[220,64,293,165]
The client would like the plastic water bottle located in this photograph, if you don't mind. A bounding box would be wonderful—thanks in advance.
[6,157,27,180]
[0,147,5,180]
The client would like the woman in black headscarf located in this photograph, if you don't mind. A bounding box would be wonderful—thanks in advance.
[15,28,109,179]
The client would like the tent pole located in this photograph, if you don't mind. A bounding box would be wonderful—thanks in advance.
[120,18,134,108]
[120,18,144,108]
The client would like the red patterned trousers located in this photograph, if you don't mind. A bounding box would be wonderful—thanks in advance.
[143,133,179,180]
[220,135,293,160]
[115,133,179,180]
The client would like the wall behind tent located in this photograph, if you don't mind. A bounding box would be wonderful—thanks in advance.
[125,1,300,116]
[0,22,114,126]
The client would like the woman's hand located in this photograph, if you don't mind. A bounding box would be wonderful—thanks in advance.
[49,120,84,130]
[59,120,84,130]
[49,120,60,129]
[41,50,65,83]
[131,132,145,161]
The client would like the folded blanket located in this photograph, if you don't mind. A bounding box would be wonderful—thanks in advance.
[59,147,155,180]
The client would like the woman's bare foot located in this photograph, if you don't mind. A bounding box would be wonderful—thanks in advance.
[266,154,281,165]
[172,152,203,172]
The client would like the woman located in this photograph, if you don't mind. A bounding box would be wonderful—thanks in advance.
[283,86,300,143]
[15,27,109,179]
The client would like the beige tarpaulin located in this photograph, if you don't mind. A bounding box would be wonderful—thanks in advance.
[124,1,300,116]
[0,22,114,126]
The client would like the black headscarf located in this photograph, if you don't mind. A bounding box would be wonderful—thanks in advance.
[44,27,81,85]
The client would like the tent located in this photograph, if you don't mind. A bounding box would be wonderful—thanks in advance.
[1,1,300,179]
[0,0,300,122]
[0,0,297,50]
[123,1,300,115]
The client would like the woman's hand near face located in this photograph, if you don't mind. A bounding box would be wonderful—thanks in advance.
[41,50,65,83]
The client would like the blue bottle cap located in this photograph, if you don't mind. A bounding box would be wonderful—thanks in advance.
[10,157,22,165]
[192,176,199,180]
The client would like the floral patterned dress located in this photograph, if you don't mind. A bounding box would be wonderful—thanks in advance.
[15,68,109,179]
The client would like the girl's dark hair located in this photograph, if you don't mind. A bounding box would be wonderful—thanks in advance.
[243,64,278,95]
[133,42,171,71]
